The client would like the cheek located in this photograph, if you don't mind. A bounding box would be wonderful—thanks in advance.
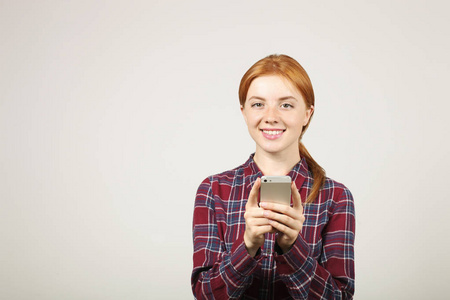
[286,114,305,128]
[246,113,263,126]
[296,111,310,126]
[302,115,309,126]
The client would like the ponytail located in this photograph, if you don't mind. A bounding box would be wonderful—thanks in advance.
[299,142,326,204]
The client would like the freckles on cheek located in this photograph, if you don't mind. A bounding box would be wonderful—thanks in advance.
[249,114,262,124]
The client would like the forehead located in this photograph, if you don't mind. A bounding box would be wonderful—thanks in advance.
[247,75,300,98]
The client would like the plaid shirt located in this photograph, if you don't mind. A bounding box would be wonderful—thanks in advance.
[192,155,355,299]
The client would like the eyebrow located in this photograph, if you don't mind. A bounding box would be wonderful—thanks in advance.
[279,96,298,101]
[248,96,298,102]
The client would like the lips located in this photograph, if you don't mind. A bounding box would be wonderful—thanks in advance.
[261,129,285,140]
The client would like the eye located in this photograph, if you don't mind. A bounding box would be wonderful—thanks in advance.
[251,102,264,108]
[281,103,293,109]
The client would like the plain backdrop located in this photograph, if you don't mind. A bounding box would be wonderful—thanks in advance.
[1,1,449,299]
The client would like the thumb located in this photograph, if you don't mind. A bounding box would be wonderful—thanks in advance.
[247,178,261,208]
[291,181,303,209]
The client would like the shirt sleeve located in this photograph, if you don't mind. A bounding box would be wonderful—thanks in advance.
[274,187,356,299]
[191,178,261,300]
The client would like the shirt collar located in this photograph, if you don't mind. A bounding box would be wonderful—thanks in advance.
[243,153,310,180]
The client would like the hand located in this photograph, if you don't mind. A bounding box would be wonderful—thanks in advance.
[243,178,273,257]
[259,181,305,253]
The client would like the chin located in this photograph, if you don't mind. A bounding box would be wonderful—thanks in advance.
[258,146,285,154]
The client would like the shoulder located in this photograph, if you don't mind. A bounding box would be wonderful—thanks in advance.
[209,165,244,184]
[319,177,355,213]
[199,160,248,188]
[196,162,248,200]
[322,177,353,199]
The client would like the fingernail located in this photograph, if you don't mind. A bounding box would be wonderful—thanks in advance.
[260,202,267,208]
[263,211,269,217]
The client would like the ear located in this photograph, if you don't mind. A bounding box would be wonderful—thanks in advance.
[304,105,314,126]
[240,105,248,124]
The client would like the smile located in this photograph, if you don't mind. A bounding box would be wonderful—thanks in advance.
[262,130,284,135]
[261,129,285,140]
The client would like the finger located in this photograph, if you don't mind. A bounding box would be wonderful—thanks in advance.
[260,202,292,217]
[264,210,298,229]
[246,178,261,208]
[291,181,303,209]
[253,225,275,236]
[247,217,272,226]
[268,219,297,237]
[245,207,266,219]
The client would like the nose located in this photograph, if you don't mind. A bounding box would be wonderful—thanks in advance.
[264,106,278,124]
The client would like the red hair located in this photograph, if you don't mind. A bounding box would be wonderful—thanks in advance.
[239,54,325,203]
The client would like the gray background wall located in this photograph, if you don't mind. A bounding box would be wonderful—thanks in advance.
[1,1,449,299]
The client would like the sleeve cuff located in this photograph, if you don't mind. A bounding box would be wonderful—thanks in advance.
[229,234,260,277]
[275,234,311,275]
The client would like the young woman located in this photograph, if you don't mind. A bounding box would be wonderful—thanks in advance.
[192,54,355,299]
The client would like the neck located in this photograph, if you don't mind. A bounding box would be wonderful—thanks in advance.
[253,150,301,176]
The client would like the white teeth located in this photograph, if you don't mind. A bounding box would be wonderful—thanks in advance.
[263,130,283,135]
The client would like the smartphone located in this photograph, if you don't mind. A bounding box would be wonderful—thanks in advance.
[260,176,291,205]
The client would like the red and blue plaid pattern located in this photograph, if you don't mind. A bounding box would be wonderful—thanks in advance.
[192,155,355,299]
